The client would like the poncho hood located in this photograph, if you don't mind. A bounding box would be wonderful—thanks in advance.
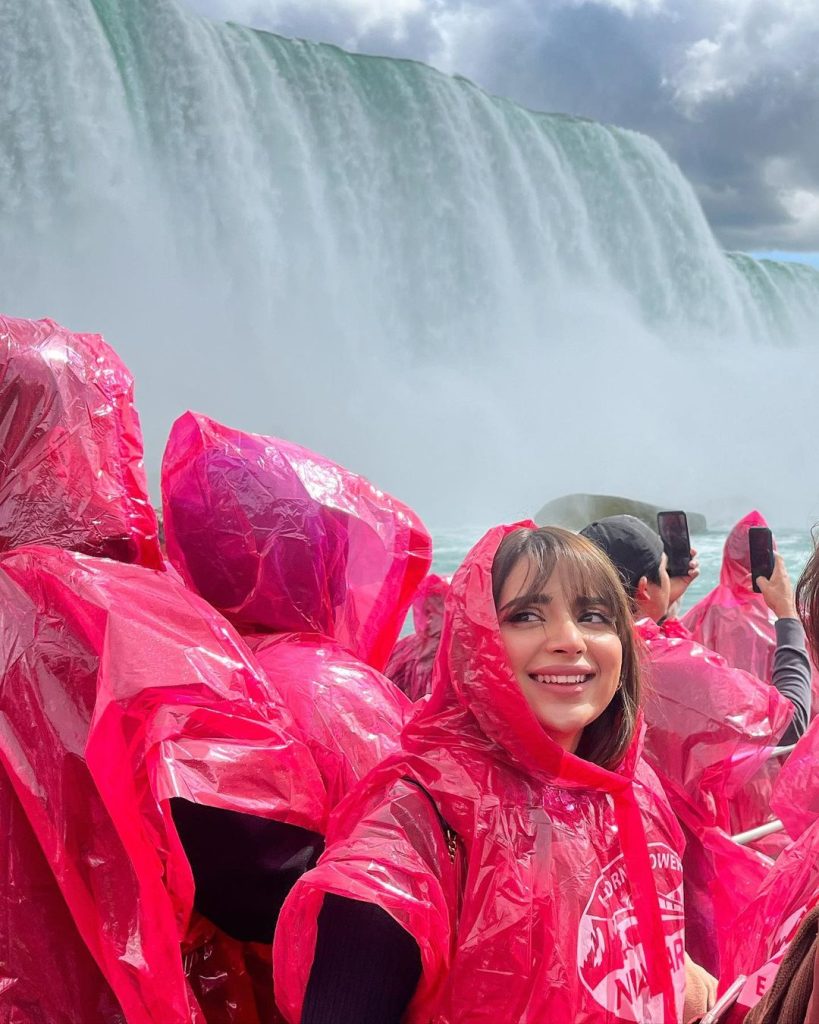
[161,412,431,670]
[407,523,643,785]
[0,315,161,567]
[412,573,449,638]
[720,510,772,595]
[681,511,788,695]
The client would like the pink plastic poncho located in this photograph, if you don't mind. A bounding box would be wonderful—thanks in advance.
[684,511,819,721]
[161,411,432,672]
[247,633,411,810]
[717,815,819,1016]
[0,768,124,1022]
[679,507,782,684]
[683,511,776,680]
[771,713,819,840]
[635,618,793,971]
[637,618,793,833]
[0,546,326,1024]
[161,412,425,801]
[0,314,161,567]
[275,524,686,1024]
[386,574,450,701]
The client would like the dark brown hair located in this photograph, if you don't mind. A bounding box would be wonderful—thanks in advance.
[491,526,641,770]
[797,538,819,665]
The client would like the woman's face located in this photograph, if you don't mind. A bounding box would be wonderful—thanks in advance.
[496,557,623,753]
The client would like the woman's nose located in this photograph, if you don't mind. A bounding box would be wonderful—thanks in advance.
[544,615,586,653]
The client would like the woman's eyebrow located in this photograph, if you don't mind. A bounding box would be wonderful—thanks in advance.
[575,594,613,611]
[575,594,609,606]
[498,592,552,614]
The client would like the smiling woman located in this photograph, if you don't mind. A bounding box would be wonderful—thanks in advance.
[274,521,698,1024]
[492,525,640,766]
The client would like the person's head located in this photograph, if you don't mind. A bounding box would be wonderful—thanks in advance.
[0,316,161,567]
[491,526,641,768]
[796,539,819,665]
[722,510,772,593]
[580,515,670,622]
[162,412,433,667]
[165,446,350,635]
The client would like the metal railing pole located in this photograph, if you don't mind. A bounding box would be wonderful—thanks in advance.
[732,818,785,845]
[770,743,797,758]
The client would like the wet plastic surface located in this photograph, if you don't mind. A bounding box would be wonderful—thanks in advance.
[771,713,819,839]
[0,768,126,1023]
[683,510,819,720]
[248,632,411,810]
[637,617,794,975]
[638,618,793,831]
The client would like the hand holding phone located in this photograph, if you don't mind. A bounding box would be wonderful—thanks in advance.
[749,527,775,593]
[699,975,747,1024]
[657,511,692,578]
[755,552,797,619]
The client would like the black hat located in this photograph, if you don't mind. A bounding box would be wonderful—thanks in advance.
[580,515,664,594]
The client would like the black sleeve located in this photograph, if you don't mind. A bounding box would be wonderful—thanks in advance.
[170,797,324,943]
[301,893,422,1024]
[772,618,812,745]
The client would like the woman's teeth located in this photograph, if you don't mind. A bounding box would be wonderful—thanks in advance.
[531,674,589,685]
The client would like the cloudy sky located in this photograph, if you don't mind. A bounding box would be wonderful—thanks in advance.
[184,0,819,259]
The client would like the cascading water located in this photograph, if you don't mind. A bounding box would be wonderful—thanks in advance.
[2,0,818,525]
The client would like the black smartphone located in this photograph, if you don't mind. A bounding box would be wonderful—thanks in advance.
[656,511,691,578]
[749,526,775,592]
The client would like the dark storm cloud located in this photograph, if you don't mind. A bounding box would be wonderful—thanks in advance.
[184,0,819,251]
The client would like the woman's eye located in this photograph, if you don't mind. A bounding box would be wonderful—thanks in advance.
[508,609,541,624]
[579,610,612,625]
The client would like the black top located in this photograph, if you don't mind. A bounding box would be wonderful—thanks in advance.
[301,893,422,1024]
[170,797,324,943]
[171,799,423,1021]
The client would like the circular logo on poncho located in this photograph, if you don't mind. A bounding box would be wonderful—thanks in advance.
[577,843,685,1023]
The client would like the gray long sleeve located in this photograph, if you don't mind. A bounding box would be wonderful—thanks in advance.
[773,617,812,745]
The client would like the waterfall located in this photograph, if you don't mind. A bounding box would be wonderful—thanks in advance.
[2,0,818,524]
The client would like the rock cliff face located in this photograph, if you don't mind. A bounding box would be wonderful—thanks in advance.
[534,494,707,533]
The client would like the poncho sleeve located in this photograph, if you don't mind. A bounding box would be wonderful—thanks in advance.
[273,777,459,1024]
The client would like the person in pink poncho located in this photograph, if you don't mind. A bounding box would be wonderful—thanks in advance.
[0,316,327,1024]
[0,313,162,565]
[273,525,719,1024]
[386,573,450,701]
[684,510,819,716]
[684,511,786,679]
[160,411,432,935]
[715,539,819,1021]
[581,514,810,973]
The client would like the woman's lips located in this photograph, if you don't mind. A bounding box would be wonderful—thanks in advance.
[528,671,594,686]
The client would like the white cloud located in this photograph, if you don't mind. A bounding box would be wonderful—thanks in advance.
[667,0,819,112]
[670,37,732,107]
